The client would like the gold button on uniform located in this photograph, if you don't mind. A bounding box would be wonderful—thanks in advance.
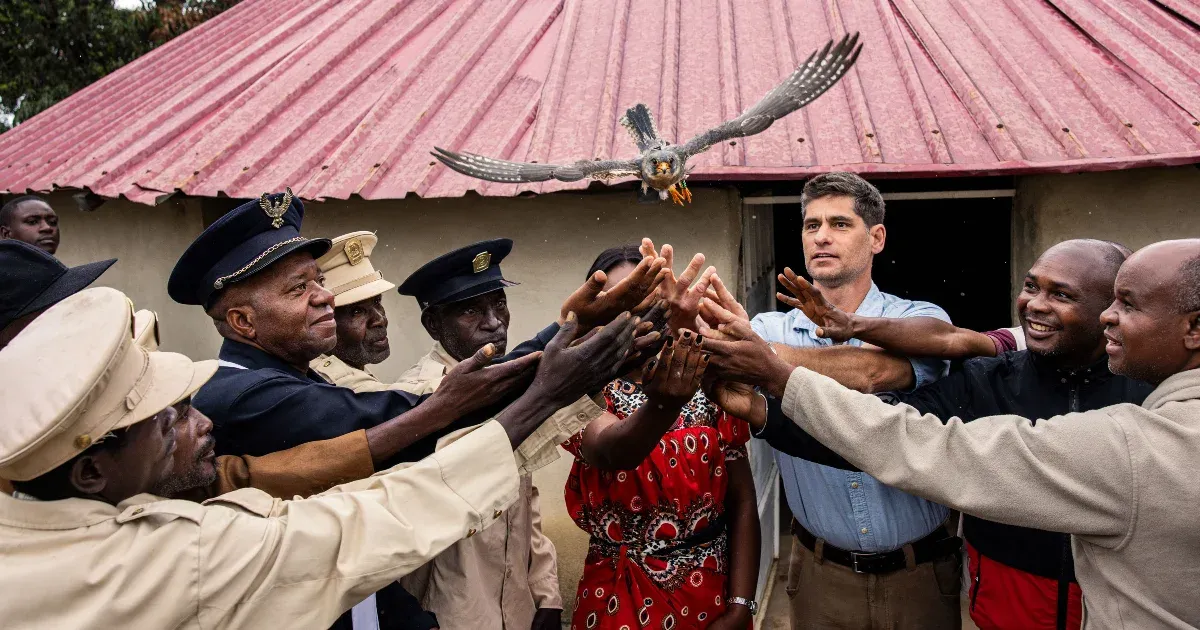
[133,508,144,516]
[493,510,503,519]
[850,482,859,489]
[324,360,332,367]
[466,528,477,538]
[860,527,869,535]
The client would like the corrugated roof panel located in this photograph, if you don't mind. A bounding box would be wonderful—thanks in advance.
[2,0,1199,204]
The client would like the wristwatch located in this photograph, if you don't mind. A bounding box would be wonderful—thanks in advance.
[727,596,759,615]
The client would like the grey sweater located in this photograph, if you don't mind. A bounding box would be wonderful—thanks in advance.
[780,366,1200,629]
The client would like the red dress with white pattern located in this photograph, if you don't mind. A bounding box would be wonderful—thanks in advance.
[563,378,750,630]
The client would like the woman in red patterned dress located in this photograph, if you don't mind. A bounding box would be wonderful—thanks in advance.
[563,246,760,630]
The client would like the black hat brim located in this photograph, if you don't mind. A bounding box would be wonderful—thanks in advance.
[16,258,117,322]
[428,278,519,310]
[214,237,332,298]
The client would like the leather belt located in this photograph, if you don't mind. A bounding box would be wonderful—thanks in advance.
[791,518,961,575]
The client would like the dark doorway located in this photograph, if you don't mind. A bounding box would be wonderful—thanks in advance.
[772,195,1013,333]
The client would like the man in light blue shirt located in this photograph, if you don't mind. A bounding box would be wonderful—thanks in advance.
[750,173,961,629]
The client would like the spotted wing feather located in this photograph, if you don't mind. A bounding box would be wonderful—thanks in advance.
[678,33,862,158]
[432,147,640,184]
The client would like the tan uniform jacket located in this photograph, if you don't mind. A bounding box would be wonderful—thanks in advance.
[336,343,595,629]
[0,422,518,629]
[780,366,1200,630]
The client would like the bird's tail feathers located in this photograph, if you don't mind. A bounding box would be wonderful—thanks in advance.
[620,104,659,151]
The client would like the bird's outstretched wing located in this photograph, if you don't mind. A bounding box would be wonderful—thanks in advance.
[678,33,862,158]
[432,147,640,184]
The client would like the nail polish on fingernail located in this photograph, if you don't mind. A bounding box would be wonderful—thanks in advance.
[702,353,712,362]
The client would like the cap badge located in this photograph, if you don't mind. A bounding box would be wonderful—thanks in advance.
[258,187,294,229]
[345,237,365,266]
[472,251,491,274]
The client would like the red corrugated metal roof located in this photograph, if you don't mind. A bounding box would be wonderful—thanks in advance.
[2,0,1199,205]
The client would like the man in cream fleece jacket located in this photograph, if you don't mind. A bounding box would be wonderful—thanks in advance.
[701,239,1200,629]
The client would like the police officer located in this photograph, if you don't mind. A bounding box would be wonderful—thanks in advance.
[0,287,549,628]
[167,190,653,629]
[394,239,591,630]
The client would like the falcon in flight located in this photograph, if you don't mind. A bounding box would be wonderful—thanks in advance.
[433,33,861,205]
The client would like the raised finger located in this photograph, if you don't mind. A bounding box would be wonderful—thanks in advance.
[676,253,706,290]
[681,340,704,383]
[692,352,712,389]
[640,237,658,259]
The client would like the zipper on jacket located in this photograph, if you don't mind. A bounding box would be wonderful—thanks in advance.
[1058,382,1079,630]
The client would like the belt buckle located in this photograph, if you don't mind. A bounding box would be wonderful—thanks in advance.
[850,551,867,574]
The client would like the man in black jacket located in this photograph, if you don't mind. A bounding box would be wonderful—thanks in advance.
[740,239,1151,630]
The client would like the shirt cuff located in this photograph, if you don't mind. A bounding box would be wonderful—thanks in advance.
[514,396,604,475]
[530,575,564,609]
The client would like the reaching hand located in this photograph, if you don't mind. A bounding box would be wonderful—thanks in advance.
[704,272,749,323]
[560,254,667,329]
[532,312,639,408]
[702,378,766,429]
[642,238,716,333]
[641,329,709,406]
[777,267,854,342]
[429,343,541,416]
[697,298,793,397]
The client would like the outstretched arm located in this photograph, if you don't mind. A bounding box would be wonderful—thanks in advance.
[777,268,997,360]
[769,343,915,394]
[578,331,709,470]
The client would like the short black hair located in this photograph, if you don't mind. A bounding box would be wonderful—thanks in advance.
[800,172,885,227]
[9,428,130,500]
[1178,253,1200,313]
[0,195,48,226]
[586,244,644,280]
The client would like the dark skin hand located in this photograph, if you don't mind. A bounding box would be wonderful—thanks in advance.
[495,312,639,448]
[639,238,716,332]
[560,254,668,329]
[698,298,795,401]
[365,343,541,464]
[578,330,710,470]
[778,267,998,359]
[530,608,561,630]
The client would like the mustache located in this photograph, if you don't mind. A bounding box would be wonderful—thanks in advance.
[195,436,216,462]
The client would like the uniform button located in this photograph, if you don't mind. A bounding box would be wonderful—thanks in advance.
[577,412,588,420]
[850,482,859,489]
[324,360,332,367]
[860,527,869,535]
[494,509,503,519]
[467,528,477,538]
[132,508,144,515]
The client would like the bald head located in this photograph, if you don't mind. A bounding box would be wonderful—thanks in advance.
[1018,239,1130,365]
[1101,239,1200,384]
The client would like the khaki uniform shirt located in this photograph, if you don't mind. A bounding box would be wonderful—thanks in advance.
[388,343,599,628]
[780,366,1200,629]
[0,422,519,629]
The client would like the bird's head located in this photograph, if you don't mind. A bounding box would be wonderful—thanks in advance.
[642,150,683,187]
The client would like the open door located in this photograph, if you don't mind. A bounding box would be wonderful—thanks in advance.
[738,200,780,605]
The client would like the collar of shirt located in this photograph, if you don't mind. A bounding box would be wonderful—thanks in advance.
[219,338,327,383]
[429,342,458,370]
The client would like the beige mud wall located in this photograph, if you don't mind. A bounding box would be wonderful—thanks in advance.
[1012,165,1200,291]
[46,186,743,617]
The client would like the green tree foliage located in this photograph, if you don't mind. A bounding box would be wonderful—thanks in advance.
[0,1,238,131]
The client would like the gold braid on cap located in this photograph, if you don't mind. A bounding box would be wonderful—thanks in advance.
[213,237,305,290]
